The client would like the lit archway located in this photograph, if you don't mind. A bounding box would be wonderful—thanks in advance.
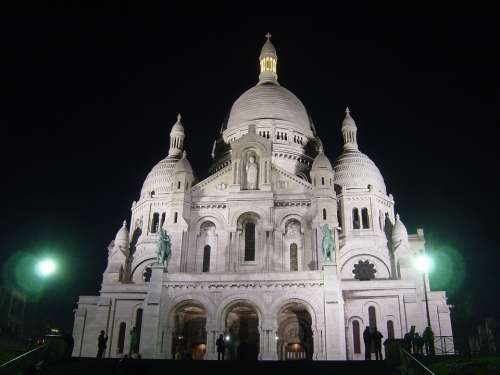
[276,302,313,360]
[225,302,260,360]
[171,301,207,360]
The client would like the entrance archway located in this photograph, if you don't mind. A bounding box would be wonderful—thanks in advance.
[276,302,313,360]
[225,302,260,360]
[172,301,207,359]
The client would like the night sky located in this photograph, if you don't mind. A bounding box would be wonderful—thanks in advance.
[1,6,499,338]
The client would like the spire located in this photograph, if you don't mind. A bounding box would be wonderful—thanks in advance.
[258,33,278,84]
[341,107,358,150]
[168,113,185,157]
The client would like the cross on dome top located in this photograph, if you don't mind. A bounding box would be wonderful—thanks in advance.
[177,113,182,121]
[265,32,272,39]
[345,107,350,115]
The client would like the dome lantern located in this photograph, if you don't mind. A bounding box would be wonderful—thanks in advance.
[168,113,185,157]
[341,107,358,151]
[258,33,278,84]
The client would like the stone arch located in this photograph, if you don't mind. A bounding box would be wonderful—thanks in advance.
[191,213,226,233]
[274,299,316,360]
[217,297,265,330]
[339,252,391,280]
[270,297,319,331]
[131,257,156,283]
[166,295,216,327]
[362,300,383,331]
[167,298,209,360]
[277,213,307,233]
[230,208,267,228]
[219,298,263,360]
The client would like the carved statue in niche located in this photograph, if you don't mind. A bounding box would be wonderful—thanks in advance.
[245,155,258,190]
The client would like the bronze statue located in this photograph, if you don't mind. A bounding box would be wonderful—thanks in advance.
[321,224,335,261]
[156,227,172,268]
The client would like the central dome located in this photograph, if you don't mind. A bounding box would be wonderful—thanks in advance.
[225,82,314,135]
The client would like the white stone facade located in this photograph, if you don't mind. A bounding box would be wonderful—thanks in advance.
[72,35,453,361]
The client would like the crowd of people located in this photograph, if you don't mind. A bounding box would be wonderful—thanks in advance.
[403,325,435,356]
[362,326,384,360]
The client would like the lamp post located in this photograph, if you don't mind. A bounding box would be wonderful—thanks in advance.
[414,254,432,328]
[34,258,57,337]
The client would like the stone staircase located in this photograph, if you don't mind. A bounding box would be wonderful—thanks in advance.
[44,357,400,375]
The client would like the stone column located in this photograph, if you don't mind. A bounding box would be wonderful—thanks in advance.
[139,265,163,358]
[72,307,87,357]
[205,320,217,360]
[323,263,347,359]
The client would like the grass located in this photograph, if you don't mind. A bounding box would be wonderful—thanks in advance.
[0,348,23,365]
[428,356,500,375]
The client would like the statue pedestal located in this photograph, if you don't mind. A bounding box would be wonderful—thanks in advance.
[140,265,165,358]
[322,263,346,359]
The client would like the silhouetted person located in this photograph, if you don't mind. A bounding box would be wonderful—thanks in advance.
[414,333,424,356]
[363,326,372,360]
[129,326,139,357]
[97,330,108,358]
[63,333,74,360]
[373,329,384,360]
[216,334,226,360]
[423,326,435,356]
[117,354,129,375]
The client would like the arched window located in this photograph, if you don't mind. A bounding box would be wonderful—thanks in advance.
[368,306,377,329]
[160,213,166,229]
[361,208,370,229]
[323,208,327,220]
[353,208,360,229]
[352,320,361,354]
[202,245,211,272]
[135,308,143,351]
[151,213,159,234]
[244,222,256,261]
[321,176,325,185]
[387,320,395,339]
[379,210,383,230]
[117,322,126,354]
[290,243,298,271]
[177,181,181,189]
[337,207,342,229]
[174,212,178,223]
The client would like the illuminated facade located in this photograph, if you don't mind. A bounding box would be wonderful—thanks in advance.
[72,34,453,360]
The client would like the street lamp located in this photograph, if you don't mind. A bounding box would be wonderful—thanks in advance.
[414,254,433,329]
[35,258,57,278]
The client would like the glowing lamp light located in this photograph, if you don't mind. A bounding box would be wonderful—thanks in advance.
[35,259,57,277]
[414,254,433,274]
[225,335,230,341]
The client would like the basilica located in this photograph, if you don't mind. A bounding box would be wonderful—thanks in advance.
[72,34,453,360]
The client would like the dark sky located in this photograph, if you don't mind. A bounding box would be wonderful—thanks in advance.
[1,5,499,337]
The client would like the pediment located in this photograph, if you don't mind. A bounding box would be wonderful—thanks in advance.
[192,166,233,197]
[272,165,312,193]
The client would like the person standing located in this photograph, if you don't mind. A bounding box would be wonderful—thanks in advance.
[97,330,108,359]
[414,333,424,356]
[373,329,384,360]
[129,326,139,357]
[423,326,435,356]
[363,326,372,360]
[216,334,226,360]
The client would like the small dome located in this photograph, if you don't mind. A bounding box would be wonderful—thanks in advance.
[260,35,277,59]
[140,156,178,197]
[392,214,409,244]
[226,82,313,135]
[311,148,333,171]
[115,221,129,245]
[171,113,184,134]
[342,108,356,129]
[174,151,193,174]
[333,150,386,194]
